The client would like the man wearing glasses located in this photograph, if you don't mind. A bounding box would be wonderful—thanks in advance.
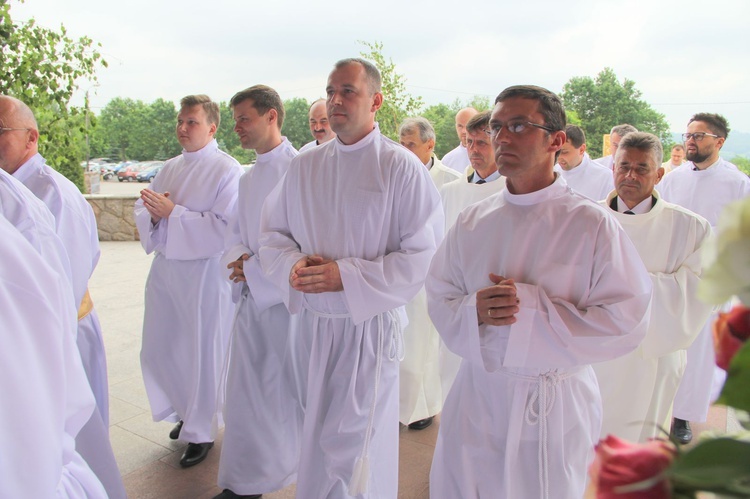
[658,113,750,444]
[426,85,651,499]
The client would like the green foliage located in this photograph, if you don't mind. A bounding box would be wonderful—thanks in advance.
[91,97,180,161]
[422,103,458,158]
[669,438,750,497]
[560,68,670,158]
[730,156,750,175]
[359,41,423,141]
[0,0,106,190]
[281,97,311,150]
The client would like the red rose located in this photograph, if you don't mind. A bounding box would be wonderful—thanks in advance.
[713,305,750,371]
[589,435,677,499]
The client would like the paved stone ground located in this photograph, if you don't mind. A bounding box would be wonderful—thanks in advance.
[91,241,735,499]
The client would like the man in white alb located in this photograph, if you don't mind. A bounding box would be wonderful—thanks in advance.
[658,112,750,444]
[593,132,713,442]
[556,124,613,201]
[397,117,460,431]
[0,214,106,498]
[426,85,652,499]
[135,94,243,468]
[441,107,478,173]
[662,144,686,174]
[0,95,125,498]
[259,58,443,498]
[215,85,303,499]
[299,98,336,152]
[595,123,638,170]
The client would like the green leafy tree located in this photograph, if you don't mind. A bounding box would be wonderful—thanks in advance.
[282,97,311,150]
[359,41,423,141]
[561,68,670,158]
[731,156,750,175]
[0,0,107,190]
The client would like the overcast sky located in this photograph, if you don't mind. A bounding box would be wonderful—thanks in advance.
[13,0,750,134]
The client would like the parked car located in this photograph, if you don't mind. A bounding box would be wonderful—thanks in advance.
[117,162,148,182]
[136,163,164,183]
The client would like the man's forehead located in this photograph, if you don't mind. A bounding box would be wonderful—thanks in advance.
[309,102,326,118]
[490,98,541,121]
[687,120,711,132]
[400,129,423,142]
[179,105,206,118]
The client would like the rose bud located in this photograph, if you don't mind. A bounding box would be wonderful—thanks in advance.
[589,434,677,499]
[713,305,750,371]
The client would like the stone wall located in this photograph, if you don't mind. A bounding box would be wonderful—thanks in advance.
[85,195,140,241]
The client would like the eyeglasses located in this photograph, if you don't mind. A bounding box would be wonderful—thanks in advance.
[0,127,30,136]
[681,132,720,142]
[485,121,558,139]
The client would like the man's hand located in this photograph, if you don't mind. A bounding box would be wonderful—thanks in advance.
[140,189,174,224]
[227,253,250,283]
[289,255,343,293]
[476,273,519,326]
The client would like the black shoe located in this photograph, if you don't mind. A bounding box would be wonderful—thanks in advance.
[179,442,214,468]
[408,416,434,430]
[212,489,262,499]
[672,418,692,445]
[169,420,183,440]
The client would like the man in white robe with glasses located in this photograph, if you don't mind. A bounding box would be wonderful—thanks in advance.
[427,85,651,499]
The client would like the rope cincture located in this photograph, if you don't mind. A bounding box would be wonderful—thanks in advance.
[501,368,579,499]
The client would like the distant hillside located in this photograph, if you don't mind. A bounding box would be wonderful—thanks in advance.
[669,131,750,160]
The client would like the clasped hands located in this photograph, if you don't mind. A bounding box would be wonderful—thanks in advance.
[289,255,343,293]
[140,188,175,224]
[476,273,519,326]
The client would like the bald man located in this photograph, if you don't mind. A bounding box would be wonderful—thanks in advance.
[299,98,336,153]
[0,95,125,498]
[441,107,478,173]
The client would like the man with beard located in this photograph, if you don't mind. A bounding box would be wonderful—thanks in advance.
[299,99,336,152]
[657,112,750,444]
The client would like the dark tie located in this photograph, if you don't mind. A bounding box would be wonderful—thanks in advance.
[476,179,486,184]
[624,210,635,215]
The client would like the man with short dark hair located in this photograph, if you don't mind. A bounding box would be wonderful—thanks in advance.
[299,98,336,152]
[658,112,750,444]
[595,123,638,170]
[426,85,651,498]
[441,107,478,173]
[259,58,443,497]
[215,85,302,499]
[593,131,713,442]
[556,124,613,200]
[135,94,243,468]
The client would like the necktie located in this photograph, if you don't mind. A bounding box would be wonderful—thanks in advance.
[624,210,635,215]
[476,179,486,185]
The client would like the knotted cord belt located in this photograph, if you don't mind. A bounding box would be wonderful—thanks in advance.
[499,367,582,499]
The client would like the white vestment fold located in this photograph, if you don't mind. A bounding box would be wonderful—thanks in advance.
[555,153,614,201]
[440,143,469,173]
[259,125,444,498]
[399,155,461,425]
[0,215,106,498]
[426,175,652,499]
[135,139,242,442]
